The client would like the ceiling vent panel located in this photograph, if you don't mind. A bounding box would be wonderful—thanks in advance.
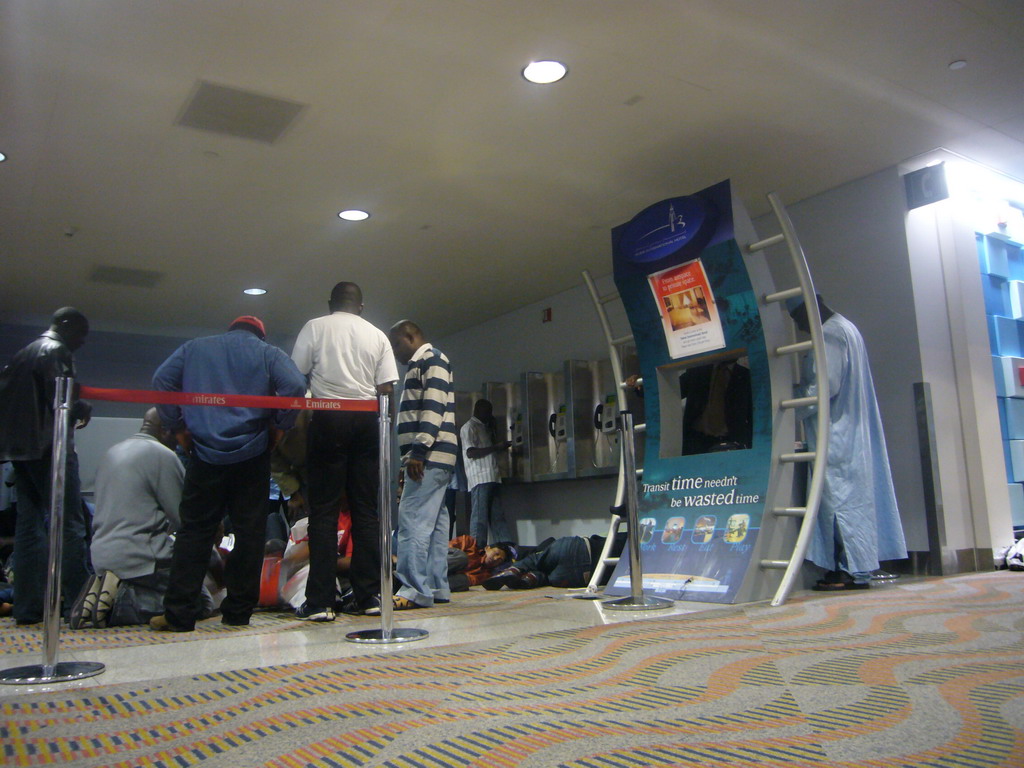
[89,265,164,288]
[175,81,305,144]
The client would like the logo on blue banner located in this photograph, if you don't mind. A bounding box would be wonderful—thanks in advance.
[617,196,712,264]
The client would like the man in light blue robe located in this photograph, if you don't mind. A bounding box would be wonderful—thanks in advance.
[789,295,907,589]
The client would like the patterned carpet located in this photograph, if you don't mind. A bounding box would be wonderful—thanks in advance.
[3,572,1023,767]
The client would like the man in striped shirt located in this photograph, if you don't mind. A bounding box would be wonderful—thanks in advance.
[388,321,457,610]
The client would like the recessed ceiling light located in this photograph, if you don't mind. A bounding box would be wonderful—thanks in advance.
[523,60,567,84]
[338,209,370,221]
[0,152,6,162]
[948,59,967,70]
[243,287,267,295]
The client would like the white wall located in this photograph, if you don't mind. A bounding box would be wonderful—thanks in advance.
[441,273,624,391]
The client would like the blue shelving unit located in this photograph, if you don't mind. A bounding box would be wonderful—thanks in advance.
[978,231,1024,528]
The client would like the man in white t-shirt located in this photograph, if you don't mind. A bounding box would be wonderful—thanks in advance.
[460,399,513,546]
[291,282,399,620]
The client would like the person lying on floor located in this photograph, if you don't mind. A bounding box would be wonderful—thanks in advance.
[445,536,517,592]
[483,533,626,590]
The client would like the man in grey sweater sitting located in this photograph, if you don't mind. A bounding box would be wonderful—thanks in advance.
[87,408,211,624]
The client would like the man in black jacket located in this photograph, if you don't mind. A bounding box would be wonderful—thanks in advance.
[0,308,92,625]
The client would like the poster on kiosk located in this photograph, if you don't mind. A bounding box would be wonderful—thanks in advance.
[607,179,772,604]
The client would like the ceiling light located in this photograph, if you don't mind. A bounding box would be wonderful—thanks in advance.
[948,59,967,70]
[338,209,370,221]
[0,152,6,162]
[243,287,267,295]
[523,61,567,84]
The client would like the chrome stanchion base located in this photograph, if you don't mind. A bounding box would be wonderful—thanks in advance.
[345,627,429,644]
[602,595,674,611]
[0,661,106,685]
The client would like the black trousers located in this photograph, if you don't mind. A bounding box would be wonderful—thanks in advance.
[164,450,270,629]
[11,450,89,623]
[305,410,380,609]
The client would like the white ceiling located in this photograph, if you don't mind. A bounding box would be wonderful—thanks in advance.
[3,0,1024,342]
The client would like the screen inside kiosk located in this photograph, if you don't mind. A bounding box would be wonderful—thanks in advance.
[657,352,752,459]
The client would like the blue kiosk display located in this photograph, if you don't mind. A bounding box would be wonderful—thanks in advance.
[606,179,786,604]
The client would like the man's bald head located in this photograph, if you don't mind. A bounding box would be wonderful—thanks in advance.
[388,320,425,365]
[140,407,162,437]
[141,407,175,448]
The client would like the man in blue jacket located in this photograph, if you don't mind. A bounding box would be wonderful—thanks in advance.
[150,316,306,631]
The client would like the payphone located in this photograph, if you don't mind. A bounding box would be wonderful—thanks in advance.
[567,359,619,478]
[523,370,570,481]
[483,380,525,481]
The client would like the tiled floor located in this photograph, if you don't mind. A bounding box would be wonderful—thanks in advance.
[0,588,720,698]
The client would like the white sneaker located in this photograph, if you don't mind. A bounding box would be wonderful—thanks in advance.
[295,602,335,622]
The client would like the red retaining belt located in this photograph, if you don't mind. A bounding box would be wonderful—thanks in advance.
[78,386,378,412]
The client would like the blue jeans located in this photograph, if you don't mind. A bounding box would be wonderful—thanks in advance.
[516,536,592,588]
[396,466,452,607]
[12,450,89,623]
[469,482,512,545]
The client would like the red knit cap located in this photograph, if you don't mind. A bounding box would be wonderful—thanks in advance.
[229,315,266,339]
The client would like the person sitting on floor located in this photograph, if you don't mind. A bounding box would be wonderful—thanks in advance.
[274,509,353,613]
[483,533,626,590]
[77,408,213,627]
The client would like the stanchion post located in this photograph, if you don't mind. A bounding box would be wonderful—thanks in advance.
[603,410,673,612]
[622,410,644,601]
[347,392,428,644]
[41,376,72,675]
[1,376,104,685]
[377,391,394,640]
